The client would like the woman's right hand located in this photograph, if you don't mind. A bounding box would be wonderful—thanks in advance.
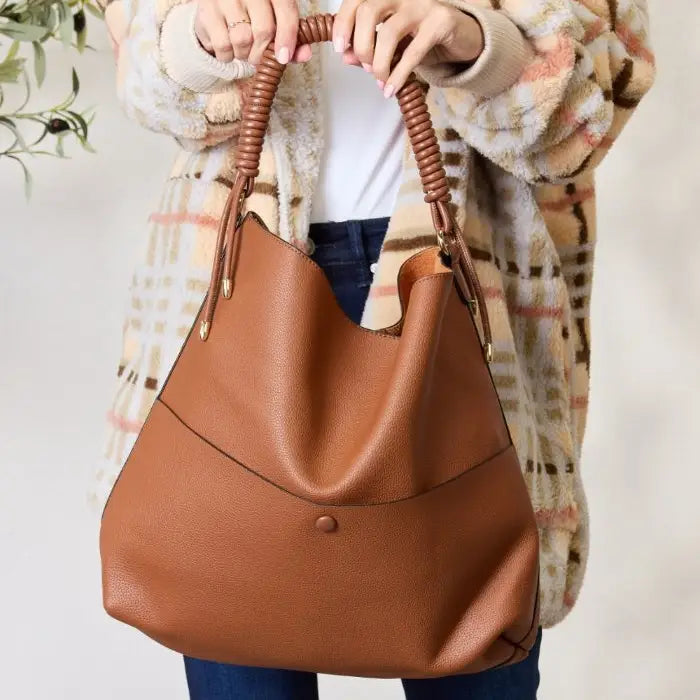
[194,0,312,66]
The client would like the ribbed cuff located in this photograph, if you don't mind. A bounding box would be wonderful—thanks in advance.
[416,3,533,98]
[159,2,255,93]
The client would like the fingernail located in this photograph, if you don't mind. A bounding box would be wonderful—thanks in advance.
[333,36,345,53]
[383,83,395,99]
[361,62,372,73]
[276,46,290,64]
[376,79,385,90]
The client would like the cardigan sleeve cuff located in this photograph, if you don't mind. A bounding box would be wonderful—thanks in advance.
[416,3,533,98]
[159,2,255,93]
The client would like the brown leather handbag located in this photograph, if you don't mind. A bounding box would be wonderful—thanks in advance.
[100,15,539,679]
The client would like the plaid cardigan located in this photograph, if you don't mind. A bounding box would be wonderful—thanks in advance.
[93,0,655,628]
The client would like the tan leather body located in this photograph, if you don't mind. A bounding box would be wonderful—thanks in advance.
[100,212,540,678]
[101,13,539,678]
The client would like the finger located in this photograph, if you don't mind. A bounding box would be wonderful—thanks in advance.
[332,0,363,54]
[270,0,299,64]
[353,0,390,68]
[341,48,362,67]
[197,0,234,62]
[371,13,413,84]
[220,0,252,60]
[195,20,214,53]
[385,23,436,98]
[292,44,313,62]
[230,24,253,60]
[244,0,274,64]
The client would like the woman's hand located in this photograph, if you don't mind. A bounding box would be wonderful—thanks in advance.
[333,0,484,97]
[193,0,311,65]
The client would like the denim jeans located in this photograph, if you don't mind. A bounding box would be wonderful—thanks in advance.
[184,217,542,699]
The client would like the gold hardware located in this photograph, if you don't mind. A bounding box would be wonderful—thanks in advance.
[484,342,493,363]
[227,18,251,29]
[222,278,232,298]
[200,320,210,341]
[468,299,477,314]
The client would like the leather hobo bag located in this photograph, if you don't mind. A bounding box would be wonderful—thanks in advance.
[100,14,540,679]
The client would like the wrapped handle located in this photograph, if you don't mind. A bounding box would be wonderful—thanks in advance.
[236,13,450,211]
[203,13,492,361]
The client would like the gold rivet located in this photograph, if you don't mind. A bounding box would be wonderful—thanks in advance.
[484,342,493,363]
[199,320,210,341]
[315,515,337,533]
[222,278,232,298]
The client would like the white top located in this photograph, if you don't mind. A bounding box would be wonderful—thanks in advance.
[310,0,404,223]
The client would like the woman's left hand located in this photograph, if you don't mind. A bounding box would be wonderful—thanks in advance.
[332,0,484,98]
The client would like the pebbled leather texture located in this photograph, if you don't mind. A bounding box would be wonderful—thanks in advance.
[100,13,539,679]
[100,213,540,678]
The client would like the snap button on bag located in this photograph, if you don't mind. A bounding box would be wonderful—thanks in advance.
[315,515,337,532]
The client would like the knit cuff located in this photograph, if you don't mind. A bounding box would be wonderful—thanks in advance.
[416,3,532,98]
[159,2,255,93]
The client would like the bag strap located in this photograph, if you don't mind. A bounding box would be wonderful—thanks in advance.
[201,14,492,362]
[236,15,450,206]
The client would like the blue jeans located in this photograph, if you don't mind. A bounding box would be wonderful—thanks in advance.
[184,217,542,699]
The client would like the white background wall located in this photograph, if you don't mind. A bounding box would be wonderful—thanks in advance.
[1,2,698,698]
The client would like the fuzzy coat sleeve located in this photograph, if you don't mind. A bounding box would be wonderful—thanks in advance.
[98,0,251,150]
[420,0,656,183]
[98,0,533,152]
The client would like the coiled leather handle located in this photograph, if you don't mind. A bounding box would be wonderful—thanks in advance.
[235,13,450,208]
[202,13,493,360]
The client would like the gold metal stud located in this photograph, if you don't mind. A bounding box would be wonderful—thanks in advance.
[199,320,210,341]
[222,278,232,298]
[468,299,477,314]
[484,342,493,363]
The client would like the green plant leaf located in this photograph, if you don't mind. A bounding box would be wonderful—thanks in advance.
[0,116,28,152]
[15,71,32,112]
[64,109,88,137]
[0,3,99,190]
[21,158,33,198]
[31,41,46,86]
[0,56,25,83]
[27,122,49,148]
[85,3,103,19]
[58,2,73,47]
[55,133,65,157]
[6,155,33,198]
[0,21,48,42]
[76,25,86,51]
[6,40,20,61]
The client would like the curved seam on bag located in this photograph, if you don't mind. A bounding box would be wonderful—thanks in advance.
[489,643,520,670]
[157,397,514,508]
[517,572,540,646]
[101,262,470,518]
[498,573,540,652]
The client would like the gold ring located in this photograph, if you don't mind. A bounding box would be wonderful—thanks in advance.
[228,18,251,29]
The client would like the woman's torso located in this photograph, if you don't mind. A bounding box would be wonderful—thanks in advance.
[310,0,404,223]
